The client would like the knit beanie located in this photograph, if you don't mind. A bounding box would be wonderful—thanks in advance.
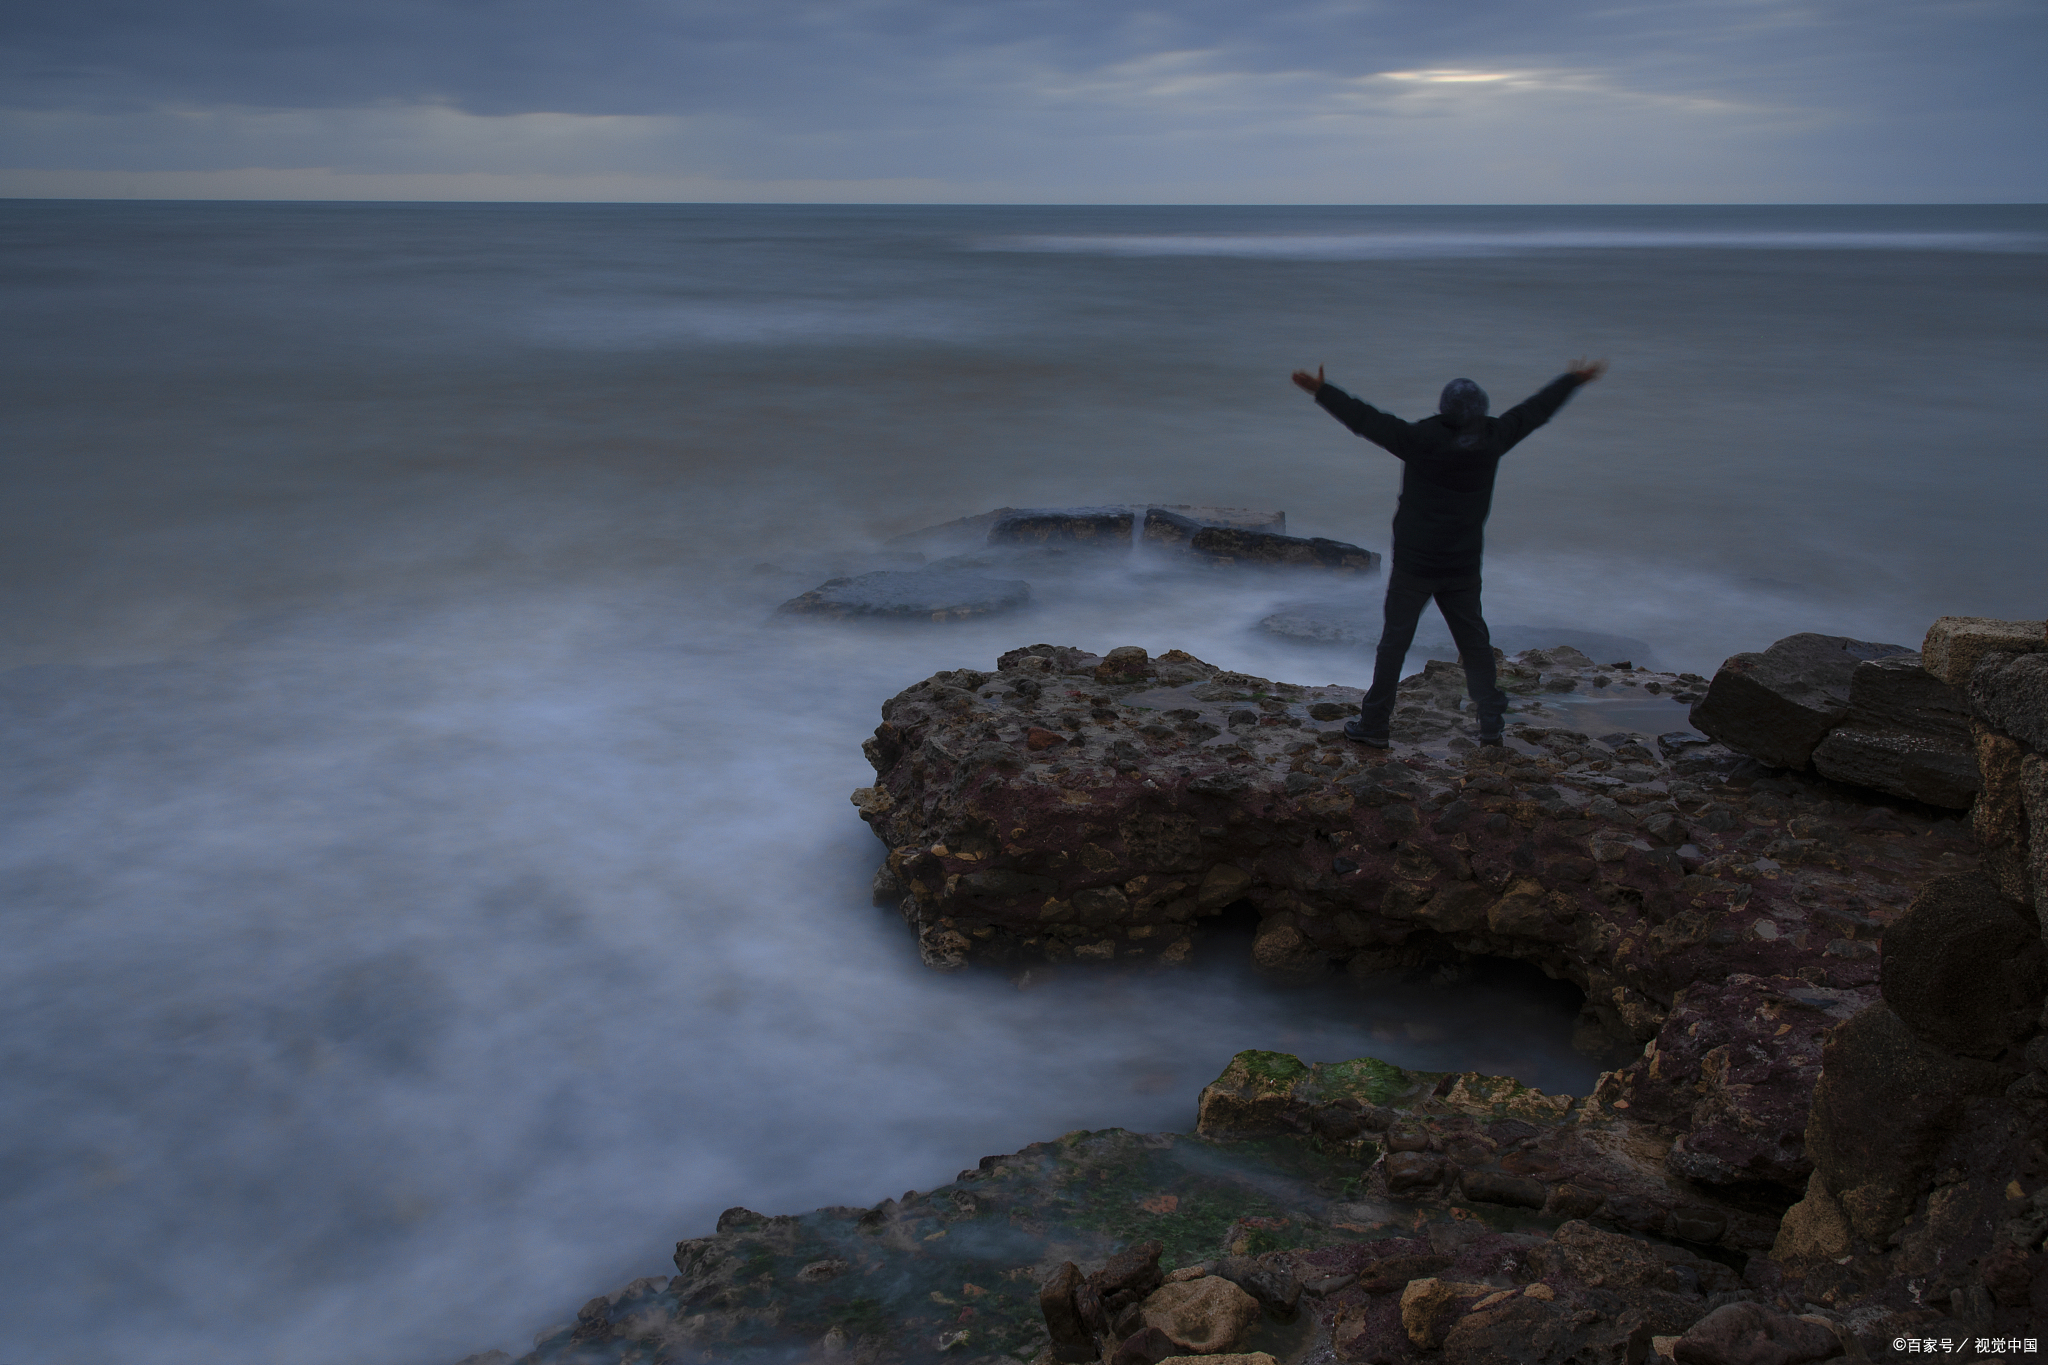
[1438,378,1488,426]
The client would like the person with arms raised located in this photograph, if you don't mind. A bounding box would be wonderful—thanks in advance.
[1291,358,1608,747]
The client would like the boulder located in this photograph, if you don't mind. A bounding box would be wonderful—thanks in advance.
[1969,650,2048,752]
[1441,1295,1653,1365]
[1809,653,1978,808]
[776,567,1030,621]
[1880,872,2048,1058]
[1109,1326,1179,1365]
[1538,1219,1672,1289]
[1400,1277,1497,1349]
[1040,1261,1098,1362]
[1670,1301,1841,1365]
[988,507,1134,548]
[1690,633,1914,771]
[1211,1255,1301,1319]
[1769,1172,1853,1266]
[1136,1277,1261,1355]
[1802,1003,2012,1242]
[1088,1239,1165,1318]
[1921,616,2047,686]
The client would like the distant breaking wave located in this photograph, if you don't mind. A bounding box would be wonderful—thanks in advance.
[980,229,2045,259]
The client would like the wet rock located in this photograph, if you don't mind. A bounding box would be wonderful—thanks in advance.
[1460,1170,1548,1208]
[1670,1301,1841,1364]
[1969,650,2048,751]
[1110,1326,1180,1365]
[1691,633,1914,771]
[1137,1276,1261,1355]
[1042,1261,1098,1361]
[1090,1239,1167,1318]
[1400,1277,1495,1349]
[1810,653,1978,808]
[1921,615,2047,686]
[1879,872,2048,1058]
[988,507,1134,548]
[1142,505,1288,540]
[776,567,1031,620]
[1385,1151,1446,1191]
[1439,1294,1651,1365]
[1213,1256,1302,1319]
[1173,521,1380,572]
[1770,1172,1853,1267]
[1539,1219,1672,1290]
[1340,1254,1449,1299]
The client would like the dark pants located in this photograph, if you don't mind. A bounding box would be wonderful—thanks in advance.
[1356,570,1506,739]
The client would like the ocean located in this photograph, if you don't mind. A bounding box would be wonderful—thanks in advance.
[1,201,2043,1364]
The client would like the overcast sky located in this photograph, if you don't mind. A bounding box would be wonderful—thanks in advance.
[1,0,2043,202]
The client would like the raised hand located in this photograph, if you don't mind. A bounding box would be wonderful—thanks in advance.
[1291,365,1325,395]
[1567,357,1609,383]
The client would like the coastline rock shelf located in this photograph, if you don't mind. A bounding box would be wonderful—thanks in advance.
[478,619,2048,1365]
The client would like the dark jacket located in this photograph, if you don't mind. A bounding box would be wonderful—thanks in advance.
[1315,373,1585,578]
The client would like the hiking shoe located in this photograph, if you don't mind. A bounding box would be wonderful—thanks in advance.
[1343,720,1390,748]
[1477,730,1505,747]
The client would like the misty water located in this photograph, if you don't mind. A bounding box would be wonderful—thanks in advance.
[2,202,2044,1364]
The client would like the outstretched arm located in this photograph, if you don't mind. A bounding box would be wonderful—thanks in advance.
[1494,358,1607,447]
[1292,366,1412,453]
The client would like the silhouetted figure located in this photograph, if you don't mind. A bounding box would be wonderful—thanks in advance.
[1291,359,1608,747]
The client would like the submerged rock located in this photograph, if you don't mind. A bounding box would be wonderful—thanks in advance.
[1139,509,1379,573]
[775,567,1031,621]
[989,507,1135,548]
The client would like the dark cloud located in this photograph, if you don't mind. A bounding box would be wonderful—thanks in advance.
[0,0,2025,119]
[0,0,2041,198]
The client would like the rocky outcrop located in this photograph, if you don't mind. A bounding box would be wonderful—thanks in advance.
[464,625,2048,1365]
[1689,634,1916,774]
[482,1116,1774,1365]
[776,566,1032,620]
[1193,1048,1780,1252]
